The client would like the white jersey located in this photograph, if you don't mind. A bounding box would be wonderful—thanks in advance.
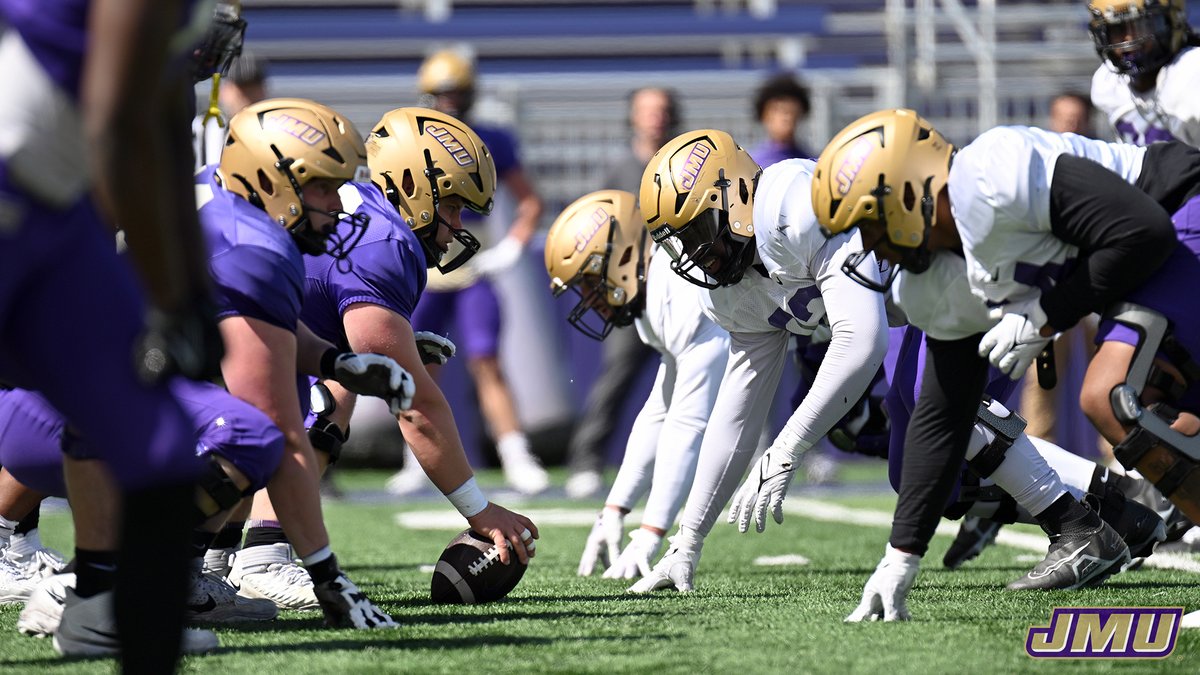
[891,255,995,341]
[1091,46,1200,147]
[605,250,729,530]
[949,126,1146,312]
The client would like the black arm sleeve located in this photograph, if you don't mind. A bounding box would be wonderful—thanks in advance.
[1042,154,1176,331]
[889,334,990,557]
[1136,141,1200,214]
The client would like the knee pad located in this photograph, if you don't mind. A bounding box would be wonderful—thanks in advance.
[195,454,245,520]
[966,398,1027,478]
[1113,404,1200,524]
[308,416,348,465]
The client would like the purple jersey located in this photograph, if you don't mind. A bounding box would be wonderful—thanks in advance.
[749,139,812,169]
[461,123,519,227]
[196,165,305,332]
[0,0,204,98]
[301,182,426,349]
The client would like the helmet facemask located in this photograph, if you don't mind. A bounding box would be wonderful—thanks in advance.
[267,150,369,262]
[553,218,648,340]
[1089,1,1186,76]
[839,173,936,293]
[651,169,756,289]
[380,149,484,273]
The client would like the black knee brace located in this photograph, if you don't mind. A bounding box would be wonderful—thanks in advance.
[308,416,348,465]
[967,398,1027,478]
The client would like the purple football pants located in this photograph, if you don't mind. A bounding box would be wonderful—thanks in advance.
[411,279,502,359]
[1096,195,1200,411]
[0,380,283,498]
[0,161,198,489]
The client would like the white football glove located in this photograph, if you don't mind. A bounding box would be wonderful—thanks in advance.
[728,428,809,533]
[577,509,625,576]
[313,572,399,629]
[472,236,523,277]
[413,331,456,366]
[331,352,416,414]
[845,544,921,623]
[603,529,663,580]
[627,530,703,594]
[978,300,1053,380]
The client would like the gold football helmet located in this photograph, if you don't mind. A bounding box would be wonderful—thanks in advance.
[220,98,370,258]
[1088,0,1190,75]
[366,107,495,272]
[417,50,476,117]
[811,109,953,291]
[545,190,650,340]
[640,129,761,289]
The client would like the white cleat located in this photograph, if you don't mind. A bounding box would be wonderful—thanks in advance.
[18,572,74,637]
[499,445,550,496]
[188,567,277,623]
[53,588,218,657]
[385,467,432,497]
[565,470,604,500]
[202,546,237,579]
[231,558,319,611]
[0,551,38,604]
[7,533,68,580]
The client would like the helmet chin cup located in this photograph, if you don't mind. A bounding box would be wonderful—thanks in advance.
[419,219,481,273]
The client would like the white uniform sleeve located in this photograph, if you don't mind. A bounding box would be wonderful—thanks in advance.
[604,363,669,512]
[678,329,790,538]
[1161,48,1200,147]
[776,238,888,450]
[639,324,729,532]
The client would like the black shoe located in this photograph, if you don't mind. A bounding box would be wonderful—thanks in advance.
[943,516,1002,569]
[1007,513,1129,591]
[1120,475,1193,542]
[1094,484,1167,566]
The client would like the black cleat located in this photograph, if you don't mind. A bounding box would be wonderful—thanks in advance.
[943,516,1003,570]
[1007,516,1129,591]
[1093,485,1166,568]
[1120,475,1194,543]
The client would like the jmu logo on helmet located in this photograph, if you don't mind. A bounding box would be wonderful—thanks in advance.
[574,206,610,253]
[677,142,712,191]
[263,113,327,146]
[425,124,476,167]
[835,136,877,196]
[1026,608,1182,659]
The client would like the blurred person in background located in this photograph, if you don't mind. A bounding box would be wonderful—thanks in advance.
[562,87,680,499]
[386,49,549,496]
[1049,91,1097,138]
[748,73,812,167]
[194,49,268,171]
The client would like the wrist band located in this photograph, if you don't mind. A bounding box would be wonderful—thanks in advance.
[446,476,489,519]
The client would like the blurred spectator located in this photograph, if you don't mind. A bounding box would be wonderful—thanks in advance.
[749,73,812,166]
[562,87,678,499]
[1048,92,1096,138]
[387,49,550,496]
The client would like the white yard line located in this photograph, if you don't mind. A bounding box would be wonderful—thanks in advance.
[394,498,1200,574]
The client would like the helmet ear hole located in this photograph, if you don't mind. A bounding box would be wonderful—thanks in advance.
[903,182,917,211]
[402,169,416,197]
[257,169,274,195]
[618,245,633,266]
[739,178,750,204]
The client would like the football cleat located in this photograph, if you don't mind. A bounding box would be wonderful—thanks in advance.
[231,560,320,611]
[627,544,698,594]
[1093,486,1166,568]
[1119,475,1194,543]
[497,442,550,496]
[564,470,604,500]
[53,588,218,656]
[17,572,74,637]
[6,532,68,580]
[313,572,398,629]
[1006,518,1129,591]
[942,516,1003,570]
[187,567,278,623]
[202,546,237,579]
[384,466,431,497]
[0,550,38,604]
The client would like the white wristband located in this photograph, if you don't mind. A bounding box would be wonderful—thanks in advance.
[446,477,489,519]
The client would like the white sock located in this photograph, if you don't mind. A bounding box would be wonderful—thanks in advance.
[235,541,293,571]
[965,423,1067,518]
[1027,436,1096,500]
[496,432,532,461]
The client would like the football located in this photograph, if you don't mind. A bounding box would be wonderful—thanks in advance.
[430,529,527,604]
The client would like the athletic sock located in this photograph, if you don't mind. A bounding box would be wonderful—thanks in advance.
[212,521,245,550]
[14,505,39,535]
[74,548,117,598]
[243,520,289,549]
[1036,493,1100,537]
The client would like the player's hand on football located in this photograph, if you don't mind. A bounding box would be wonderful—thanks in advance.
[979,301,1052,380]
[313,572,398,630]
[578,508,624,576]
[413,331,456,366]
[728,448,799,533]
[845,544,920,623]
[331,352,416,414]
[467,503,538,565]
[603,528,663,580]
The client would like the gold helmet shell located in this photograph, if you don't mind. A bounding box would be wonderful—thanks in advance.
[545,190,650,340]
[220,98,370,256]
[1088,0,1189,75]
[365,107,496,272]
[418,50,476,95]
[640,129,761,288]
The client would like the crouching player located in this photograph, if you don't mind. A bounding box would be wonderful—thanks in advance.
[545,190,729,579]
[198,98,413,628]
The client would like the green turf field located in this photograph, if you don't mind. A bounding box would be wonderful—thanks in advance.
[2,466,1197,674]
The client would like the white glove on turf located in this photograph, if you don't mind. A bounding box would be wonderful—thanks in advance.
[331,353,416,414]
[845,544,920,622]
[627,530,703,594]
[603,529,663,580]
[978,300,1052,380]
[728,428,809,533]
[577,508,624,576]
[313,572,399,630]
